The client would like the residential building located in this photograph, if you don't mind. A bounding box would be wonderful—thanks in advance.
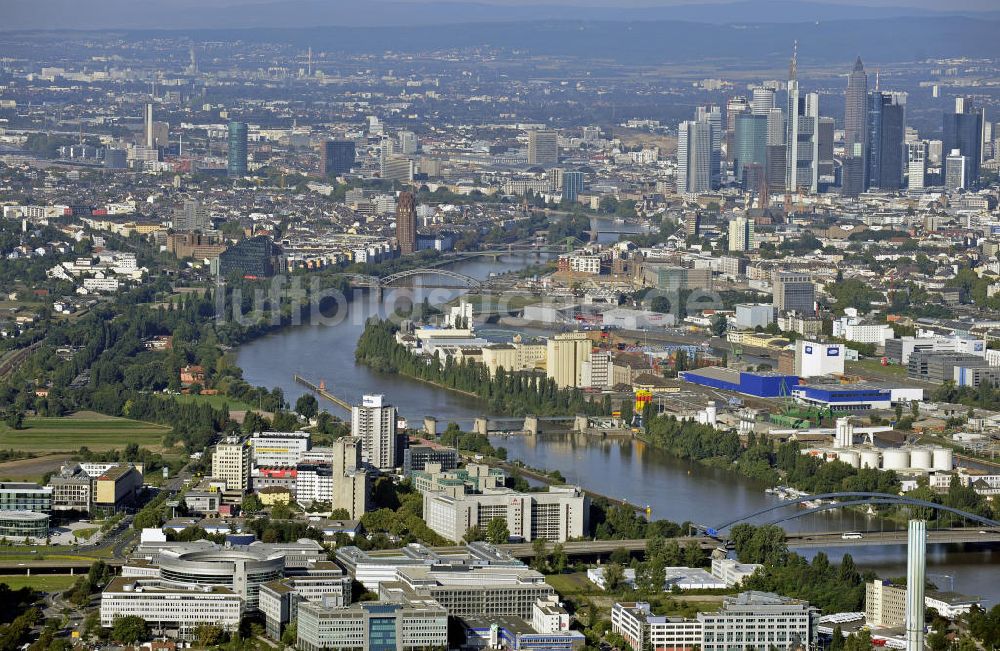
[212,436,253,493]
[728,216,755,253]
[422,486,588,543]
[396,192,417,255]
[866,579,907,628]
[352,394,398,470]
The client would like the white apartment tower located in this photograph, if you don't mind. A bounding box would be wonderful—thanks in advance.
[352,394,397,471]
[212,436,252,493]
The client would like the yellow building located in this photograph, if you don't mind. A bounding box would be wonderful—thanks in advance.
[546,332,592,389]
[482,342,547,376]
[258,486,292,506]
[94,465,143,511]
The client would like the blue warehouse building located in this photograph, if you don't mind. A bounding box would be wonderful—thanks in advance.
[791,383,892,411]
[679,367,798,398]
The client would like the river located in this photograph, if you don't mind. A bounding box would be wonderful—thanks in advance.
[236,251,1000,606]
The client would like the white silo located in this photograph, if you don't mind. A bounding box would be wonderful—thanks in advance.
[860,449,881,469]
[835,417,855,448]
[932,447,954,472]
[883,448,910,471]
[909,447,933,471]
[837,450,861,469]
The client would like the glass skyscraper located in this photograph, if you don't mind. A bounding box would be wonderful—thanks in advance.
[943,100,983,188]
[734,113,768,185]
[227,121,248,178]
[866,92,905,190]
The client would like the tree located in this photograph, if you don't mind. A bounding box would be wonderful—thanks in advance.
[3,409,24,430]
[683,540,704,567]
[241,493,263,514]
[532,538,550,571]
[110,616,149,644]
[485,518,510,544]
[602,562,626,592]
[710,313,728,337]
[295,394,319,420]
[194,624,227,647]
[550,543,568,574]
[464,525,485,543]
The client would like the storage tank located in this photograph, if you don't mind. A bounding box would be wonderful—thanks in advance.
[909,447,933,471]
[837,450,861,468]
[932,447,954,472]
[882,449,910,471]
[860,449,881,469]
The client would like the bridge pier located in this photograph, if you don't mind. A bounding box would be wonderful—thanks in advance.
[474,418,490,436]
[573,414,590,432]
[523,415,539,436]
[424,417,438,437]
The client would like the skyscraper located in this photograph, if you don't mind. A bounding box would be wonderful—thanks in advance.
[725,96,750,162]
[321,140,356,176]
[697,105,722,188]
[772,271,815,314]
[528,130,559,166]
[751,87,776,116]
[945,149,968,190]
[561,170,585,202]
[677,119,713,195]
[844,57,868,159]
[173,199,210,232]
[817,117,835,178]
[907,141,927,191]
[227,121,248,178]
[784,44,819,193]
[144,102,154,149]
[734,113,768,184]
[867,92,905,190]
[351,394,397,471]
[943,99,984,188]
[396,191,417,255]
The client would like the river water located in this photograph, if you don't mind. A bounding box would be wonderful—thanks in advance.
[236,252,1000,606]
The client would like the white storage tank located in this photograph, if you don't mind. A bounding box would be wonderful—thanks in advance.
[932,447,954,472]
[860,449,881,469]
[882,448,910,471]
[837,450,861,468]
[909,447,933,471]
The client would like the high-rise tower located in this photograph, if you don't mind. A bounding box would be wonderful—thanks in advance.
[396,191,417,255]
[144,103,154,149]
[784,44,817,193]
[905,520,926,651]
[844,57,868,159]
[227,121,248,178]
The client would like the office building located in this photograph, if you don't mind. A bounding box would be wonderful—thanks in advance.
[751,87,775,116]
[943,99,983,187]
[352,394,398,471]
[0,483,52,513]
[381,156,414,182]
[396,191,417,255]
[842,154,866,197]
[817,116,835,178]
[785,46,819,193]
[172,199,210,232]
[612,602,703,651]
[251,431,312,467]
[734,303,774,330]
[765,143,787,194]
[907,352,989,383]
[144,102,155,149]
[380,565,555,619]
[212,436,252,492]
[227,121,248,178]
[677,119,713,195]
[866,579,907,628]
[321,140,356,176]
[710,558,763,587]
[945,149,969,190]
[422,485,588,543]
[104,148,127,169]
[844,57,868,161]
[867,92,905,190]
[0,511,49,541]
[94,465,142,512]
[260,574,352,640]
[545,331,592,389]
[696,105,722,188]
[100,576,243,635]
[527,130,559,167]
[698,591,818,651]
[402,445,459,475]
[296,598,448,651]
[734,113,768,184]
[772,271,815,314]
[724,96,749,162]
[907,141,927,190]
[561,170,584,202]
[214,236,280,278]
[727,216,755,253]
[412,463,505,496]
[885,334,986,365]
[397,130,418,155]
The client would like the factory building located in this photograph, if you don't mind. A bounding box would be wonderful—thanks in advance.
[679,367,798,398]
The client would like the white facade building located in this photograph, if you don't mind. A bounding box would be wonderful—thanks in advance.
[352,394,397,470]
[794,340,846,378]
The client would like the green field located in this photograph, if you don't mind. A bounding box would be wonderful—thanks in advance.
[545,572,601,596]
[847,359,908,379]
[0,574,78,592]
[171,392,255,412]
[0,411,170,453]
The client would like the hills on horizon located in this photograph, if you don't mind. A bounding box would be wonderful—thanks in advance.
[4,0,1000,31]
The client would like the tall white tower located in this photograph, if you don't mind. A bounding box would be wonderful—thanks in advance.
[351,394,398,471]
[905,519,926,651]
[144,102,154,149]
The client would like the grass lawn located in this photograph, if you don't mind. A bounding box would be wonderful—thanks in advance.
[545,572,601,596]
[847,359,907,379]
[0,574,78,592]
[171,393,254,412]
[0,411,170,453]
